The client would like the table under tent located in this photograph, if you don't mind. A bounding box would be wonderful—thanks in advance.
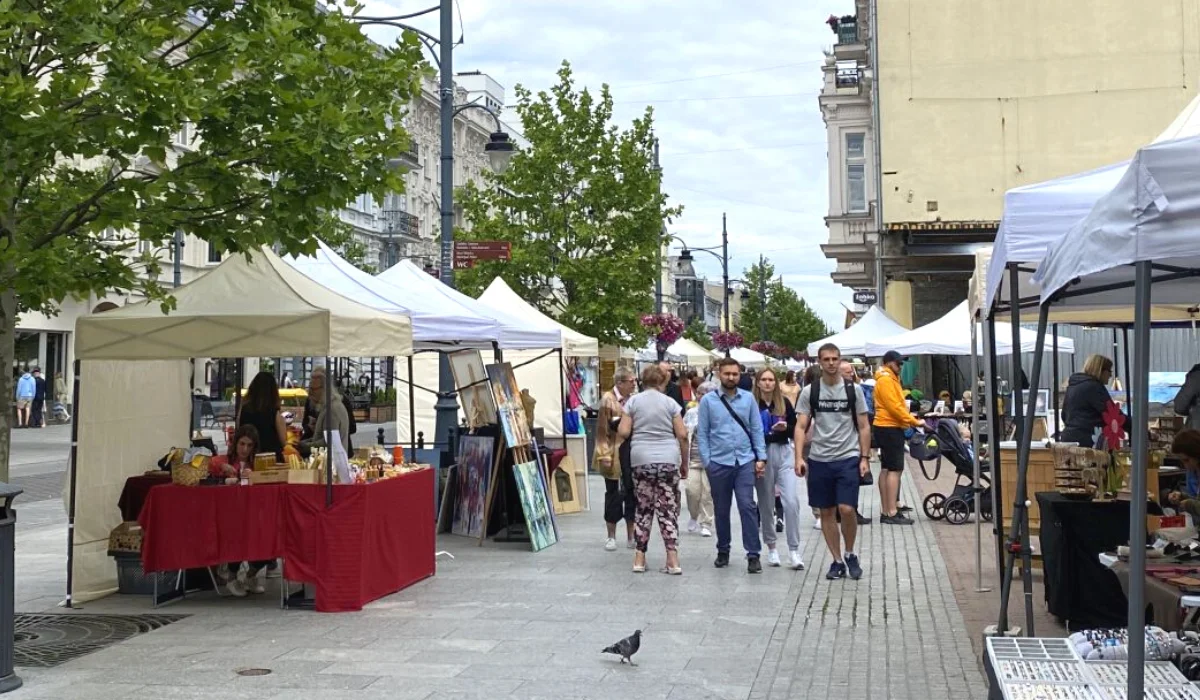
[66,246,419,608]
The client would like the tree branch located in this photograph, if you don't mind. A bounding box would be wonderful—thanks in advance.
[159,16,214,65]
[30,166,127,250]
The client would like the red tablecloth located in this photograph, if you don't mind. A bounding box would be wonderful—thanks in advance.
[118,473,173,522]
[138,469,435,612]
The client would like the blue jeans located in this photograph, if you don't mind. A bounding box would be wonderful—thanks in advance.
[707,461,761,558]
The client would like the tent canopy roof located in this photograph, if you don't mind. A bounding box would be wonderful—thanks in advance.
[729,346,770,369]
[285,242,500,350]
[865,301,1074,356]
[986,93,1200,313]
[1035,133,1200,318]
[477,278,599,356]
[807,306,909,356]
[75,246,413,360]
[375,259,562,350]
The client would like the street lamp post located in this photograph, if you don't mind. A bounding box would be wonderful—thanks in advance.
[353,2,516,462]
[674,213,730,330]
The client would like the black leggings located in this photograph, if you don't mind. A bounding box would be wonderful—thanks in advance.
[604,443,636,525]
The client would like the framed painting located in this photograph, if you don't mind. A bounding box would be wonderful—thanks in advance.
[486,362,532,448]
[449,350,497,429]
[452,435,494,538]
[512,460,558,552]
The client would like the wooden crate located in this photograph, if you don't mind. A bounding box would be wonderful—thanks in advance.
[999,446,1056,536]
[248,469,288,485]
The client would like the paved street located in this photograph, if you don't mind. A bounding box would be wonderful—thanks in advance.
[8,422,987,700]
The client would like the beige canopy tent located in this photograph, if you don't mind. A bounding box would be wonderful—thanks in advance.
[66,246,414,603]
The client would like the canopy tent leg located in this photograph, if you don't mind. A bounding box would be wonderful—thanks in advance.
[1112,328,1121,382]
[63,359,82,609]
[324,355,333,507]
[558,349,567,436]
[999,262,1029,633]
[1122,326,1132,399]
[970,318,990,593]
[1127,261,1152,699]
[233,359,244,418]
[407,355,416,455]
[1012,302,1049,636]
[984,312,1007,628]
[1052,325,1061,440]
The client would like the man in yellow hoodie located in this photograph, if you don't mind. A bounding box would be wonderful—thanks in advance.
[872,351,925,525]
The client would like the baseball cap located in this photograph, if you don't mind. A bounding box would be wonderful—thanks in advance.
[882,350,906,365]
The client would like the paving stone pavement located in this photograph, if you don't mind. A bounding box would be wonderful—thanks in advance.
[10,470,987,699]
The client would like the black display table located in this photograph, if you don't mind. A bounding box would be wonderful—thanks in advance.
[1036,492,1130,630]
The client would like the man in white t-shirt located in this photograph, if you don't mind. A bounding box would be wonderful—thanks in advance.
[795,343,871,581]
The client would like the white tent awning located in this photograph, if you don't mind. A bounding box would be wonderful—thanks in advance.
[865,301,1075,357]
[377,261,561,350]
[477,278,599,357]
[1035,133,1200,318]
[729,346,770,369]
[807,306,909,356]
[986,93,1200,314]
[286,242,500,350]
[75,246,413,360]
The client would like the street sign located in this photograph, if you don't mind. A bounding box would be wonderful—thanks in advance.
[453,241,511,269]
[853,289,878,306]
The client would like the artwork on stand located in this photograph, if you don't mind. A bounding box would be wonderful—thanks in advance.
[452,435,494,538]
[486,362,532,448]
[449,351,497,429]
[513,460,557,552]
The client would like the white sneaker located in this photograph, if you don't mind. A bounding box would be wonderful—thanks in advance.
[700,527,712,538]
[812,520,823,530]
[766,550,781,567]
[249,579,266,594]
[226,579,248,598]
[687,519,699,533]
[790,550,806,571]
[604,538,617,552]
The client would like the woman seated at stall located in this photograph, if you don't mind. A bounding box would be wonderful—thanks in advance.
[1060,354,1128,448]
[214,424,272,597]
[239,371,287,462]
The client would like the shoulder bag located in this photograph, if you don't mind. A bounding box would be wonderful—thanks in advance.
[718,393,761,463]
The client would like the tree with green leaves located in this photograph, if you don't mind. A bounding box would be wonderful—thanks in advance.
[0,0,425,479]
[453,61,682,346]
[683,316,713,350]
[735,257,832,354]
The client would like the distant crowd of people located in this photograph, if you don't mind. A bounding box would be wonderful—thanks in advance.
[594,345,927,580]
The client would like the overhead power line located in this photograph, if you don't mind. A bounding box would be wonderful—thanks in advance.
[615,61,823,89]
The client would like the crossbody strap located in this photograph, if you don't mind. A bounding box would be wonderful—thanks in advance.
[718,394,761,462]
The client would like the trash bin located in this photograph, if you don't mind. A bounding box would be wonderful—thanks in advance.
[0,482,23,694]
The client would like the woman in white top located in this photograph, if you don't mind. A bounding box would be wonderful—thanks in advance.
[683,381,717,538]
[619,364,688,575]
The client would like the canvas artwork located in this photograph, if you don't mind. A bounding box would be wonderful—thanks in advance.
[449,351,497,429]
[452,435,494,538]
[513,460,557,552]
[486,362,532,448]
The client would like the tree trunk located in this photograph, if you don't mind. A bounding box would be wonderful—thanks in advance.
[0,286,15,483]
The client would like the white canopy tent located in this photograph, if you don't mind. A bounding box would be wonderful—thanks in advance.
[985,93,1200,319]
[865,301,1075,357]
[631,343,685,364]
[630,338,712,366]
[68,247,414,604]
[806,306,909,357]
[728,346,771,370]
[285,242,499,349]
[1028,133,1200,699]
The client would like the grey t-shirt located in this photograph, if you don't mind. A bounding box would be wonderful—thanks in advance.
[797,380,867,463]
[625,389,683,467]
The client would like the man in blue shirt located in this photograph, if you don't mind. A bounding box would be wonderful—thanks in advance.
[697,357,768,573]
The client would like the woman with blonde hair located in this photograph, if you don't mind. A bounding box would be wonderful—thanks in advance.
[619,364,688,574]
[1061,353,1128,448]
[683,381,717,537]
[780,370,801,406]
[753,367,803,569]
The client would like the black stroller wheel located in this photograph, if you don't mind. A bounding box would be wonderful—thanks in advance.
[923,493,947,521]
[945,498,970,525]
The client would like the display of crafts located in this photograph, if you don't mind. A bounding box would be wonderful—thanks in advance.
[346,448,429,484]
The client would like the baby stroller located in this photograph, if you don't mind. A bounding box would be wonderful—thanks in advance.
[914,418,992,525]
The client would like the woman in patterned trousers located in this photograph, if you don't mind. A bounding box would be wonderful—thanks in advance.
[619,363,689,574]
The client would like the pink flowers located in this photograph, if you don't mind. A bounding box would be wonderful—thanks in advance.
[711,330,743,353]
[1101,400,1125,450]
[641,313,685,346]
[749,341,783,357]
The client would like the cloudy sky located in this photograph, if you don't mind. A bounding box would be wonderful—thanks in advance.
[359,0,852,327]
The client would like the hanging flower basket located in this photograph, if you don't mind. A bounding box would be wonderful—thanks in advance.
[641,313,685,357]
[711,330,743,353]
[750,341,782,358]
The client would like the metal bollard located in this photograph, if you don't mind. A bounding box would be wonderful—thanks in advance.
[376,427,385,446]
[0,482,23,694]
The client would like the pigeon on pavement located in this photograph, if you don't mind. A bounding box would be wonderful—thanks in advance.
[601,629,642,666]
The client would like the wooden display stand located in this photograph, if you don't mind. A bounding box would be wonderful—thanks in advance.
[999,445,1056,536]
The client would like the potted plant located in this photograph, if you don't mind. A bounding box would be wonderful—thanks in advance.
[369,386,397,424]
[641,313,685,361]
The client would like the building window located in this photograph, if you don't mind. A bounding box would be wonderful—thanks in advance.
[207,240,222,264]
[847,164,866,213]
[138,238,153,255]
[172,122,193,149]
[845,132,867,214]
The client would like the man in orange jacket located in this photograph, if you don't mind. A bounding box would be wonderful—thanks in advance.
[872,351,925,525]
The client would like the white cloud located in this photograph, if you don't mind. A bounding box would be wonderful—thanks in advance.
[357,0,854,327]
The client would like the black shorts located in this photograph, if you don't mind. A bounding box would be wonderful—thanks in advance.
[874,426,907,472]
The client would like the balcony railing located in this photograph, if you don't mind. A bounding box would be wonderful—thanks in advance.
[382,209,419,239]
[836,20,859,45]
[835,64,860,88]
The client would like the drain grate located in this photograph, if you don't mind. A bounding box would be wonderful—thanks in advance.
[13,613,187,668]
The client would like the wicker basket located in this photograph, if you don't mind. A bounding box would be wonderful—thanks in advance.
[107,521,144,553]
[172,460,207,486]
